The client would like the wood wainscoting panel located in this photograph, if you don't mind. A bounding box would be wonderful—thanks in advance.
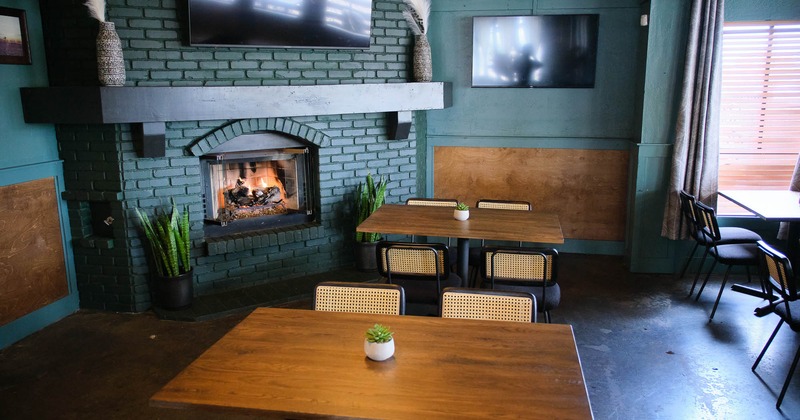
[433,147,629,241]
[0,177,68,326]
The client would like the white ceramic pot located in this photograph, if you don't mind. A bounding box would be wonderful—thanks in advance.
[454,209,470,221]
[364,339,395,361]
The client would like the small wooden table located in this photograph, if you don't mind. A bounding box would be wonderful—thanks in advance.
[719,189,800,255]
[719,190,800,223]
[719,190,800,297]
[356,204,565,283]
[151,308,593,419]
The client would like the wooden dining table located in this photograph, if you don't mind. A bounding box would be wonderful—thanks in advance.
[719,189,800,256]
[150,307,593,419]
[719,190,800,297]
[356,204,565,284]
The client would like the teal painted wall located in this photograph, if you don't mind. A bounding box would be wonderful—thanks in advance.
[0,0,58,168]
[626,0,690,272]
[0,0,78,349]
[726,0,800,21]
[627,0,800,273]
[427,0,800,272]
[427,0,642,255]
[428,0,640,140]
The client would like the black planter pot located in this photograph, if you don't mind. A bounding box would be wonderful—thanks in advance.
[354,241,379,272]
[155,269,193,310]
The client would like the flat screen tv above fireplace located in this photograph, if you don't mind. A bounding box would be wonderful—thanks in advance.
[187,0,373,49]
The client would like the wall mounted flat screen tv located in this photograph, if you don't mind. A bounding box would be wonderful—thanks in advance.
[472,14,599,88]
[188,0,373,49]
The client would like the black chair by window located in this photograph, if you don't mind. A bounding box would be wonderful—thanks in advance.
[692,201,760,320]
[480,246,559,323]
[678,190,761,297]
[376,241,462,315]
[314,281,405,315]
[752,241,800,409]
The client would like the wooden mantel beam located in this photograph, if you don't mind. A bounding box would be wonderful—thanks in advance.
[20,83,452,157]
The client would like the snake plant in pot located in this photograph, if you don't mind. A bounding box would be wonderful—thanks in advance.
[135,199,193,310]
[354,173,386,271]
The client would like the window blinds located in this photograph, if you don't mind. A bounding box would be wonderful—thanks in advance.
[719,21,800,191]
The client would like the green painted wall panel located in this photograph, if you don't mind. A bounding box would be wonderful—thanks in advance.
[0,0,59,169]
[428,5,641,140]
[639,0,690,146]
[0,162,77,349]
[627,0,800,273]
[426,0,640,256]
[0,1,78,349]
[726,0,800,21]
[627,144,673,272]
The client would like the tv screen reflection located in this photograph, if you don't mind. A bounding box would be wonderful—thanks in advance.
[472,15,599,88]
[189,0,372,49]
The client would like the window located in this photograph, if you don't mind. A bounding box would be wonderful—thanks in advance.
[718,21,800,214]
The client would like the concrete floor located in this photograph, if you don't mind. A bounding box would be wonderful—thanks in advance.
[1,254,798,419]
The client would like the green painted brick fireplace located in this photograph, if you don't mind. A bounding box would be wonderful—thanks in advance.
[39,0,422,312]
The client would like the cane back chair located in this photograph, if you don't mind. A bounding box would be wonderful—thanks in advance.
[468,199,533,285]
[405,197,459,244]
[314,281,405,315]
[405,198,459,208]
[376,241,462,312]
[441,287,537,323]
[481,246,559,323]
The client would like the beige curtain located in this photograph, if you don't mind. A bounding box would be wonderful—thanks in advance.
[777,154,800,240]
[661,0,725,240]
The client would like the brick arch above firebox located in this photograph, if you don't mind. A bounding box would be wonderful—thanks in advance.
[187,118,331,157]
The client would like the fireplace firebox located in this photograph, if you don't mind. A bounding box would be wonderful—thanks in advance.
[200,133,317,236]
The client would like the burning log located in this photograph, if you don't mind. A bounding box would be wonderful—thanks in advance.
[227,178,253,206]
[252,186,282,207]
[221,179,287,223]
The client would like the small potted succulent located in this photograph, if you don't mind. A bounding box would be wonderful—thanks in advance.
[454,202,470,221]
[364,323,395,361]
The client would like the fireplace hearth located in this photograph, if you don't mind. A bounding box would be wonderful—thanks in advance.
[200,132,318,237]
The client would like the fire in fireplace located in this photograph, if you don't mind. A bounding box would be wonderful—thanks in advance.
[200,132,318,236]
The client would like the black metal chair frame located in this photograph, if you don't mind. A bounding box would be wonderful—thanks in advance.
[468,199,532,286]
[481,246,559,323]
[692,201,758,320]
[679,190,761,297]
[752,241,800,409]
[376,241,455,310]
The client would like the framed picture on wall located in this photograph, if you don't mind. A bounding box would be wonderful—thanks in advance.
[0,7,31,65]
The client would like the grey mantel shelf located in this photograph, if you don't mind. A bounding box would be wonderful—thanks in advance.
[20,82,452,157]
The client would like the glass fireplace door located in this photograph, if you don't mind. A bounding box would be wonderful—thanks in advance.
[202,148,311,228]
